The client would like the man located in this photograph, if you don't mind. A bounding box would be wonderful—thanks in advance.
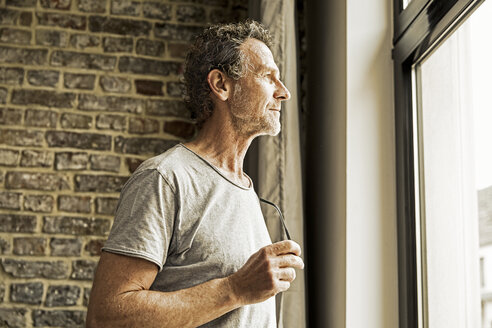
[86,20,304,328]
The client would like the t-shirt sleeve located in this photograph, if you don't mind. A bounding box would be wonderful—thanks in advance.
[102,169,176,271]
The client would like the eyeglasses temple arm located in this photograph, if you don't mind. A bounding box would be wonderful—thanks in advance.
[259,197,291,240]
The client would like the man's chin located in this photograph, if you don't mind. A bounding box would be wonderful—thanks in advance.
[262,124,281,136]
[251,120,281,137]
[269,127,281,136]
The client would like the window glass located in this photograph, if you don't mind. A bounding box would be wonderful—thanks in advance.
[414,1,492,327]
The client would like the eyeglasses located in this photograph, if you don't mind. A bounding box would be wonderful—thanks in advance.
[259,197,291,240]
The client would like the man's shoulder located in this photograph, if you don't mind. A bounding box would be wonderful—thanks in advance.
[133,143,203,182]
[136,144,184,170]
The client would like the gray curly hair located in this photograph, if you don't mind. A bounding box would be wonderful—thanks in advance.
[183,19,273,126]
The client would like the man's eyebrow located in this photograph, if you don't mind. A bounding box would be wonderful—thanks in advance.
[257,65,280,76]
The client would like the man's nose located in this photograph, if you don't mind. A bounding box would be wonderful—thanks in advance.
[275,80,291,101]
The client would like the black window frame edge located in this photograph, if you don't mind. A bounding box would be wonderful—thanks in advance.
[392,0,485,327]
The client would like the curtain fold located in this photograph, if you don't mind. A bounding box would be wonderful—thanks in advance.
[247,1,306,327]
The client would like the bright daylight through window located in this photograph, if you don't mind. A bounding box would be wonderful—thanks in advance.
[413,0,492,327]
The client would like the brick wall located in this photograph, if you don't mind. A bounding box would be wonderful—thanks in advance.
[0,0,247,326]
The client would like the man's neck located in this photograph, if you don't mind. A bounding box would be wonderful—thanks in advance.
[184,111,255,186]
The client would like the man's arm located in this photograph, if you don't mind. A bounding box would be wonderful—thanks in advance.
[86,240,304,328]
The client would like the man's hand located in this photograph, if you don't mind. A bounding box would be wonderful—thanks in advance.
[228,240,304,306]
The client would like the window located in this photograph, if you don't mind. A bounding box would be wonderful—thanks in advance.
[393,0,491,327]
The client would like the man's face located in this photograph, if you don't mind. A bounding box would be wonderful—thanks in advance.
[228,38,291,137]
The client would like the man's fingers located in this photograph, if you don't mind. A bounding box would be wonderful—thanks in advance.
[270,240,301,256]
[277,267,296,282]
[275,254,304,269]
[276,280,291,293]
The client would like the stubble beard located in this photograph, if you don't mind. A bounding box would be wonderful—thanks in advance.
[230,84,281,137]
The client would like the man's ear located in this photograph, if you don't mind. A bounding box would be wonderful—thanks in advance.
[207,69,231,101]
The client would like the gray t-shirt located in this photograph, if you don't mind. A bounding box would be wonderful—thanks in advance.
[102,144,276,328]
